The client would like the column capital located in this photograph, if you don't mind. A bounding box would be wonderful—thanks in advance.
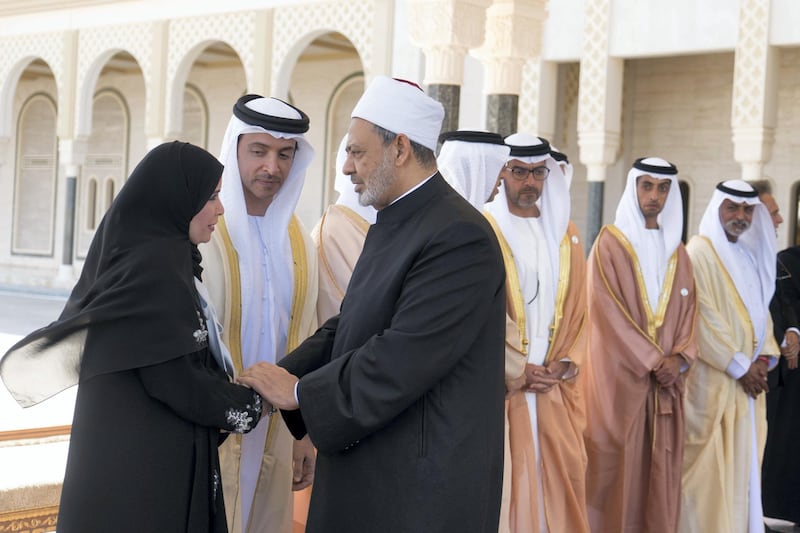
[577,130,620,180]
[408,0,492,84]
[472,0,547,95]
[732,127,775,180]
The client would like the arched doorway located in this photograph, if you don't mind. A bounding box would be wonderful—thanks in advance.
[13,80,58,256]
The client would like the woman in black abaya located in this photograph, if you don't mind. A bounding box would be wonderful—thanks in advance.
[0,141,264,533]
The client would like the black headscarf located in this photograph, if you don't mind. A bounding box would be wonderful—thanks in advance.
[0,141,223,407]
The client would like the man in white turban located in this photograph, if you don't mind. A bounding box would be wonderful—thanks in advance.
[200,94,319,533]
[583,157,697,533]
[680,180,780,533]
[237,75,507,532]
[436,129,510,209]
[483,134,589,532]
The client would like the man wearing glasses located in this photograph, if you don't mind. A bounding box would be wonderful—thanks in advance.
[484,134,589,532]
[582,157,697,533]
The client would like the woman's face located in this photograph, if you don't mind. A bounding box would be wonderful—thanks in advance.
[189,178,224,244]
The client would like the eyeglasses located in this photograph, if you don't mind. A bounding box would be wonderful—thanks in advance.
[505,164,550,181]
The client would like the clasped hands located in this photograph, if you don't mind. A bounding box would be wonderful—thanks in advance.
[653,354,684,388]
[238,362,300,410]
[238,363,315,490]
[738,358,769,398]
[508,360,570,396]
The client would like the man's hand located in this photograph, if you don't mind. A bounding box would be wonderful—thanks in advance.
[782,330,799,370]
[653,354,683,387]
[738,359,769,398]
[238,362,300,410]
[523,363,562,393]
[292,435,316,491]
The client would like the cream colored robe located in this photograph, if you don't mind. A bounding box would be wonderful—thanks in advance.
[680,236,779,533]
[200,216,318,533]
[311,204,370,324]
[583,226,697,533]
[487,216,590,533]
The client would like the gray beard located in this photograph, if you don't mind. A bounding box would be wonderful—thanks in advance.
[358,151,395,207]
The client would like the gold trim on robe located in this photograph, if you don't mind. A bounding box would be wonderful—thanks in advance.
[486,214,590,533]
[583,225,697,533]
[680,235,778,533]
[201,214,318,533]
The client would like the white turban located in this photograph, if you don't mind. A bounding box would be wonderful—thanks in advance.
[351,76,444,151]
[437,130,510,210]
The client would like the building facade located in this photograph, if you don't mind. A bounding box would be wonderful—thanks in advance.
[1,0,799,289]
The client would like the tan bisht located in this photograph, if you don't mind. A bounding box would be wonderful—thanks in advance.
[680,236,779,533]
[488,216,590,533]
[201,217,318,533]
[311,204,370,324]
[583,225,697,533]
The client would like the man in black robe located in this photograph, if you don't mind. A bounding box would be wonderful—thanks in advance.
[763,244,800,526]
[239,75,506,532]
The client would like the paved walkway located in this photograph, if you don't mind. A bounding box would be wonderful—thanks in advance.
[0,288,798,531]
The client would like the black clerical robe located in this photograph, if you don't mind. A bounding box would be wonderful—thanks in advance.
[763,246,800,523]
[279,173,506,533]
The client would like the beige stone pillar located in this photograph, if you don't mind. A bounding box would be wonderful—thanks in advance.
[731,0,778,182]
[473,0,546,137]
[577,0,623,248]
[145,21,169,150]
[408,0,491,134]
[54,31,83,284]
[250,10,273,97]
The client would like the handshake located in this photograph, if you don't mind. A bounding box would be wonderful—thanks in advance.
[238,362,301,411]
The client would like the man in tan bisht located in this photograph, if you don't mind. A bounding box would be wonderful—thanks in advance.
[484,133,589,533]
[583,157,697,533]
[200,94,318,533]
[680,180,780,533]
[312,134,376,324]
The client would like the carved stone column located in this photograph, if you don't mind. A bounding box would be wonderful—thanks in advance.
[56,138,87,284]
[731,0,778,182]
[577,0,623,249]
[473,0,546,136]
[408,0,491,134]
[145,21,169,148]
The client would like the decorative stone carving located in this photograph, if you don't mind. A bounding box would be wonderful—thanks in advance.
[577,0,622,177]
[75,22,156,137]
[271,0,375,94]
[407,0,491,85]
[731,0,776,179]
[473,0,546,95]
[0,32,63,137]
[165,11,259,136]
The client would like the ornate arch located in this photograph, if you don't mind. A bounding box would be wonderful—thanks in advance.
[0,31,62,138]
[271,0,376,97]
[75,22,152,138]
[166,11,255,136]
